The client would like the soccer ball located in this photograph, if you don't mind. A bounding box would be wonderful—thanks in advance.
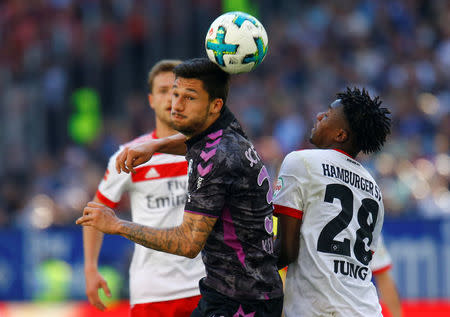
[205,11,268,74]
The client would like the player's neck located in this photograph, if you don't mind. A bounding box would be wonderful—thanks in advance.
[154,121,178,139]
[331,145,357,158]
[317,142,357,158]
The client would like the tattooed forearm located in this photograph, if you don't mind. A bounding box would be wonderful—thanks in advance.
[117,213,217,258]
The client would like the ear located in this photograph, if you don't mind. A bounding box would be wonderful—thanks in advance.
[335,128,349,143]
[209,98,224,115]
[148,93,155,109]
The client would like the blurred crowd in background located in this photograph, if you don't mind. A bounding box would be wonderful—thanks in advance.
[0,0,449,229]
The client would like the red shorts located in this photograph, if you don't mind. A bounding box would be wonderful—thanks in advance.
[130,295,202,317]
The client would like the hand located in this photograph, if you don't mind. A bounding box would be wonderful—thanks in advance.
[76,202,121,235]
[85,267,111,311]
[115,140,159,174]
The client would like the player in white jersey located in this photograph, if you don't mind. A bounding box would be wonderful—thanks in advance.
[371,236,403,317]
[82,60,205,317]
[274,87,391,316]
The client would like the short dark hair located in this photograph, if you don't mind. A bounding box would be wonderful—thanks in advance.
[173,58,230,105]
[337,87,391,154]
[148,59,182,93]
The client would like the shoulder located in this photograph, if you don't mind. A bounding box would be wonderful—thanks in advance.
[109,132,155,157]
[103,132,153,162]
[201,128,248,161]
[221,130,250,153]
[282,149,324,165]
[290,148,325,158]
[110,132,186,165]
[123,132,155,148]
[208,135,242,170]
[279,149,330,180]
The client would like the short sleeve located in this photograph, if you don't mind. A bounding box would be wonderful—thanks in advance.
[369,198,384,256]
[370,235,392,274]
[273,151,309,220]
[97,149,130,208]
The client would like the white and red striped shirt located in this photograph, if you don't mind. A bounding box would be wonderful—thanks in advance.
[97,131,205,305]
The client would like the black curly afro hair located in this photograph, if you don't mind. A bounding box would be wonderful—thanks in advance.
[337,87,391,154]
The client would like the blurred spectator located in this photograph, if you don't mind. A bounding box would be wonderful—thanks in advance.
[0,0,449,228]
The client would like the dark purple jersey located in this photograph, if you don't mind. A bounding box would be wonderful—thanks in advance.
[184,108,283,300]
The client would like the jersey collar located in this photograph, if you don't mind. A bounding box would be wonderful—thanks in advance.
[333,149,355,159]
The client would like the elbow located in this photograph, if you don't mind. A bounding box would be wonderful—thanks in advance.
[181,232,207,258]
[184,247,201,259]
[285,250,298,264]
[185,252,199,259]
[175,226,208,258]
[277,237,300,266]
[180,240,202,259]
[277,254,294,269]
[278,248,298,268]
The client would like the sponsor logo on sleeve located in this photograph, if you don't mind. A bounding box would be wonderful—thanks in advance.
[273,177,284,198]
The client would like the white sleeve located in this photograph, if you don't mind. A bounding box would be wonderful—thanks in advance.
[370,235,392,274]
[369,196,385,256]
[96,149,130,208]
[273,151,309,219]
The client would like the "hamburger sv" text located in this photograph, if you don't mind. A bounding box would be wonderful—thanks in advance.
[322,164,381,201]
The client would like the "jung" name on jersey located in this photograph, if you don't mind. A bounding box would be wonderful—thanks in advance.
[333,259,369,280]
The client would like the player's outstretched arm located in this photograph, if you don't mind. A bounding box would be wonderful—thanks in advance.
[116,133,187,174]
[82,196,111,311]
[76,201,217,258]
[276,213,302,269]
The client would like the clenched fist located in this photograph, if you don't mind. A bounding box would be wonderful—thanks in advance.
[76,201,122,235]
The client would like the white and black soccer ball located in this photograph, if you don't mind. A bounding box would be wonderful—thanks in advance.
[205,11,268,74]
